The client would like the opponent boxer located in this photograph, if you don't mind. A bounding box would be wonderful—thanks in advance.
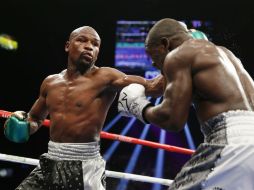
[118,18,254,189]
[4,26,164,190]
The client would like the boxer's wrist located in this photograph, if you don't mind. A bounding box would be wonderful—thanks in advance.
[27,116,40,134]
[141,102,153,124]
[131,97,153,124]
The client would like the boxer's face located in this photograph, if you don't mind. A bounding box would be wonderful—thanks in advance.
[145,42,167,70]
[66,27,101,68]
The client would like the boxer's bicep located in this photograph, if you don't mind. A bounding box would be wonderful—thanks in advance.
[145,62,192,131]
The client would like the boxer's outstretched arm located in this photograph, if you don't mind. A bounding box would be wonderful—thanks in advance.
[125,74,165,97]
[109,67,164,97]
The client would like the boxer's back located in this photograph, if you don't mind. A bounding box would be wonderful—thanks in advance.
[181,40,254,122]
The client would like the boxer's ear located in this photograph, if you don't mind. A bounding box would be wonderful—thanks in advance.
[65,41,70,52]
[161,37,170,51]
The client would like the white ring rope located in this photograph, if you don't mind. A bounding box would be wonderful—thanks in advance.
[0,153,172,186]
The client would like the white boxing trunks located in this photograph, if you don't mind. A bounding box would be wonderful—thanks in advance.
[169,110,254,190]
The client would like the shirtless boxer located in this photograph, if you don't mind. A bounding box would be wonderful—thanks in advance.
[4,26,164,190]
[118,18,254,189]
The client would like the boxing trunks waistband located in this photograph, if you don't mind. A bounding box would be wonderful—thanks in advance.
[47,140,101,160]
[200,110,254,144]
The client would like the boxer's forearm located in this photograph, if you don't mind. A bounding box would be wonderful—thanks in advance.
[116,74,164,97]
[27,113,43,134]
[144,75,165,97]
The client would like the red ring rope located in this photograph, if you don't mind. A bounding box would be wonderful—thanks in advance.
[0,109,194,155]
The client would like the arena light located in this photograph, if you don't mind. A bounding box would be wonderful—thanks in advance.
[152,130,166,190]
[103,117,137,162]
[116,97,162,190]
[184,124,196,150]
[103,97,152,162]
[103,114,122,132]
[116,124,151,190]
[0,34,18,51]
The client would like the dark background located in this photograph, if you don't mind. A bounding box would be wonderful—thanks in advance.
[0,0,254,189]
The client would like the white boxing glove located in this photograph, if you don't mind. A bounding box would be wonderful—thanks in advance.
[118,83,153,124]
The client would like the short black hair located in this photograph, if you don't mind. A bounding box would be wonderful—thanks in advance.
[146,18,187,46]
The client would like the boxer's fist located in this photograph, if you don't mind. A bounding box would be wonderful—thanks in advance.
[4,111,30,143]
[118,84,152,124]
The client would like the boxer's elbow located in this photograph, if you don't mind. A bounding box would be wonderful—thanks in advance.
[158,118,183,132]
[149,108,183,132]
